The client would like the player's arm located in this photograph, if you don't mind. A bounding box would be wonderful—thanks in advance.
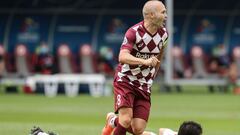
[119,49,159,66]
[119,28,159,67]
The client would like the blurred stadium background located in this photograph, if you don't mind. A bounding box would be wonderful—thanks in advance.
[0,0,240,135]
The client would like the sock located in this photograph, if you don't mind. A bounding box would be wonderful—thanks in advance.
[114,117,118,127]
[113,123,127,135]
[109,116,117,128]
[126,126,134,134]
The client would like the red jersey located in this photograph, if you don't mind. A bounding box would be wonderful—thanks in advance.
[114,21,168,93]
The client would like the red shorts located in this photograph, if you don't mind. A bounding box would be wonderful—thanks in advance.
[113,81,151,122]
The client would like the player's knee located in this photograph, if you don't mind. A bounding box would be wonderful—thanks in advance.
[118,108,133,127]
[119,116,132,127]
[122,117,132,127]
[132,125,145,135]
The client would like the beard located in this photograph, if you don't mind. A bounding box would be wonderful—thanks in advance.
[154,17,165,27]
[155,20,164,28]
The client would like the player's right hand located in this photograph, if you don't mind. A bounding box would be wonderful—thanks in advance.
[143,57,160,67]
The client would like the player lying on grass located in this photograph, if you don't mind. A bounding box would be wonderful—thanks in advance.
[103,112,202,135]
[30,116,202,135]
[144,121,202,135]
[30,126,57,135]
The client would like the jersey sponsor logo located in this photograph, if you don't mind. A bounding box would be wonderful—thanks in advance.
[136,52,156,59]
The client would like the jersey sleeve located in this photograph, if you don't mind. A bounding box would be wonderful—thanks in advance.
[163,36,168,47]
[120,28,136,52]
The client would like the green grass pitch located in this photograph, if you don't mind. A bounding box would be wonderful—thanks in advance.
[0,88,240,135]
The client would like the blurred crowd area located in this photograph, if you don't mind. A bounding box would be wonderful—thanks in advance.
[0,0,239,84]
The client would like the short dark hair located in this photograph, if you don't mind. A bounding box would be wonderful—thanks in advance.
[178,121,202,135]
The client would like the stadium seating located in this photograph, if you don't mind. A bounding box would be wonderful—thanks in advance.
[233,46,240,77]
[79,44,98,73]
[0,45,7,77]
[191,46,208,78]
[172,46,186,78]
[15,44,32,77]
[57,44,75,73]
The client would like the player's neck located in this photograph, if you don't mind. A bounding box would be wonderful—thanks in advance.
[144,21,158,35]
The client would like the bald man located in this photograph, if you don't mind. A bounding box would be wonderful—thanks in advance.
[102,0,168,135]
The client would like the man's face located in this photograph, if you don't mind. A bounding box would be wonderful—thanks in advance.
[153,4,167,27]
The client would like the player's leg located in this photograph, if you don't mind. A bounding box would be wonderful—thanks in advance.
[114,82,136,135]
[113,107,133,135]
[101,111,136,135]
[131,98,151,135]
[102,113,154,135]
[131,118,147,135]
[103,82,135,135]
[102,110,134,135]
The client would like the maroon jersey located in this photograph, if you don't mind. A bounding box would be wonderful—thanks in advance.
[114,21,168,93]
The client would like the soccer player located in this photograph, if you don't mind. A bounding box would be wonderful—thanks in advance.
[143,121,202,135]
[30,126,57,135]
[29,120,201,135]
[102,0,168,135]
